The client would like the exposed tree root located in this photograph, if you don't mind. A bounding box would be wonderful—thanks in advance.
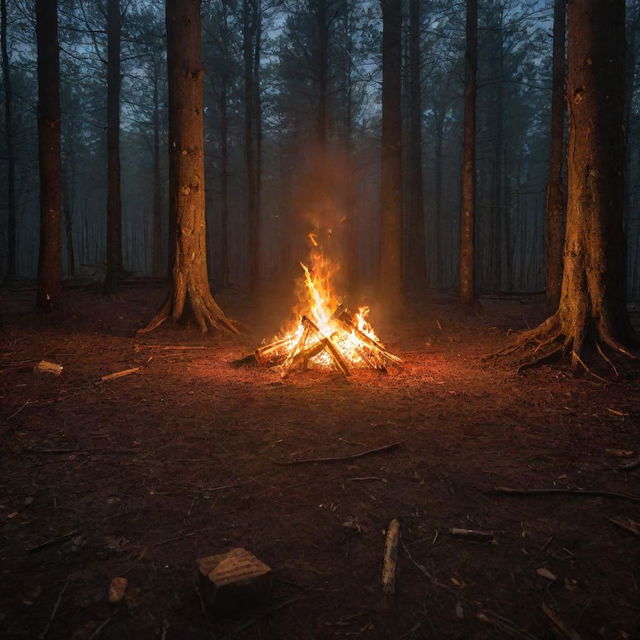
[138,288,239,336]
[490,311,637,377]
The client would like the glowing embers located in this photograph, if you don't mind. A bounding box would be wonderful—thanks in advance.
[237,248,402,378]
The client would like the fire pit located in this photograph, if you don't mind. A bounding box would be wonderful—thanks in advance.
[234,244,402,378]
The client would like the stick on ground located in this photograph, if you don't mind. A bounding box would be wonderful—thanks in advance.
[275,440,405,465]
[382,519,401,595]
[489,486,640,504]
[542,603,583,640]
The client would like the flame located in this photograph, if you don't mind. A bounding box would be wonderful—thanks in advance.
[260,241,399,376]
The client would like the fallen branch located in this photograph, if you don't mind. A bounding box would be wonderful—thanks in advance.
[382,519,401,595]
[26,529,79,554]
[489,486,640,504]
[541,603,583,640]
[606,516,639,536]
[100,366,143,382]
[275,440,405,465]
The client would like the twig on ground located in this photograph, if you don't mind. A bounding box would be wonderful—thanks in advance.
[606,516,639,536]
[617,456,640,472]
[477,610,541,640]
[398,622,422,639]
[1,400,31,426]
[221,596,303,639]
[27,529,79,554]
[488,486,640,504]
[276,440,405,465]
[401,540,458,598]
[541,603,583,640]
[38,578,70,639]
[154,527,214,547]
[87,615,114,640]
[197,472,272,494]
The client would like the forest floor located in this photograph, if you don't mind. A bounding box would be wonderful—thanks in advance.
[1,281,639,640]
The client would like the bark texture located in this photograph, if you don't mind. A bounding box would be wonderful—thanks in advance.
[104,0,123,293]
[545,0,567,311]
[36,0,62,311]
[140,0,236,335]
[379,0,403,306]
[1,0,16,282]
[243,0,260,290]
[459,0,477,307]
[500,0,635,370]
[407,0,426,293]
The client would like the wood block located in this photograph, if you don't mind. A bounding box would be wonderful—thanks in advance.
[197,548,272,614]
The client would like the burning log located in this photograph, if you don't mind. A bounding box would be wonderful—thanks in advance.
[230,247,401,377]
[302,316,351,376]
[334,305,402,365]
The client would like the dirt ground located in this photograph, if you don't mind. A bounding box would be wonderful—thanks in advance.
[1,281,639,640]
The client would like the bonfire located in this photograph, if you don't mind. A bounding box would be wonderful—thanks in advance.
[234,239,402,378]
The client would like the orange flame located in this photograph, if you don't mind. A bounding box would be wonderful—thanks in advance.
[263,241,398,375]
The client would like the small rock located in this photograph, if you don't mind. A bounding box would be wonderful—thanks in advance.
[108,576,128,603]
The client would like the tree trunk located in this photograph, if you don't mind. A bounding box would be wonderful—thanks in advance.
[220,71,230,288]
[379,0,403,306]
[254,0,262,266]
[407,0,426,294]
[507,0,635,368]
[1,0,16,282]
[62,145,75,277]
[317,0,328,150]
[545,0,567,311]
[459,0,477,307]
[623,4,640,228]
[433,107,444,287]
[152,56,164,277]
[492,18,504,292]
[104,0,122,293]
[139,0,236,335]
[243,0,258,290]
[36,0,61,311]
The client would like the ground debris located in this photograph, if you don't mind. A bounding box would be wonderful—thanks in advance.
[108,577,128,604]
[34,360,63,376]
[197,548,272,614]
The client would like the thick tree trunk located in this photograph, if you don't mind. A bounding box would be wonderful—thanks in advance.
[317,0,328,150]
[243,0,258,290]
[545,0,567,311]
[379,0,403,306]
[104,0,122,293]
[1,0,16,282]
[407,0,426,294]
[220,72,230,288]
[152,56,163,277]
[433,107,444,287]
[62,148,75,277]
[36,0,61,311]
[504,0,635,369]
[254,0,262,258]
[343,1,357,292]
[492,20,504,292]
[459,0,477,307]
[140,0,236,335]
